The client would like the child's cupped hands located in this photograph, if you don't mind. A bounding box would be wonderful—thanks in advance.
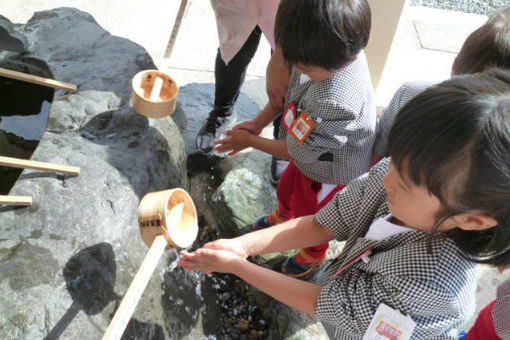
[214,129,253,156]
[178,248,244,275]
[203,238,248,258]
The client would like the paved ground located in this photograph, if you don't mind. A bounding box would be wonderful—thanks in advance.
[2,0,510,331]
[410,0,507,15]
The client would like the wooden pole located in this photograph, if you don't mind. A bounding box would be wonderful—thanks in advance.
[0,195,32,206]
[102,203,184,340]
[163,0,188,59]
[0,156,80,176]
[0,67,77,92]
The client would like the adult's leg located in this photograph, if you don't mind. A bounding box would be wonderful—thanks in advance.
[196,27,261,153]
[214,26,262,115]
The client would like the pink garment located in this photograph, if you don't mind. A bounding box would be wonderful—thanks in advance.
[210,0,280,64]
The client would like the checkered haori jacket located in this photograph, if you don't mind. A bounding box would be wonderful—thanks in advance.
[314,158,477,339]
[494,278,510,339]
[373,80,436,158]
[280,51,376,185]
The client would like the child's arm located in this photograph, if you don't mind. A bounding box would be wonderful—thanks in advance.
[179,248,322,315]
[204,215,335,257]
[266,47,290,111]
[214,129,290,158]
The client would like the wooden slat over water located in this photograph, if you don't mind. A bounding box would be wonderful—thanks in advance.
[0,155,80,176]
[0,195,32,206]
[0,67,77,92]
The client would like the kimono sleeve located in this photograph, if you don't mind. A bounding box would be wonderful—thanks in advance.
[373,81,433,158]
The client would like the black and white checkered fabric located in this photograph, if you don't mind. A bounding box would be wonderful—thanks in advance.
[280,51,376,185]
[372,80,436,158]
[494,278,510,339]
[314,158,478,339]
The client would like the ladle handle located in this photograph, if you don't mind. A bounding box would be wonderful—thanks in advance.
[102,203,184,340]
[149,76,164,101]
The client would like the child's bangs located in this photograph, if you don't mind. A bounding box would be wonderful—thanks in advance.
[388,85,476,205]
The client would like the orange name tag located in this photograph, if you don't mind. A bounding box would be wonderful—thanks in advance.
[289,111,315,145]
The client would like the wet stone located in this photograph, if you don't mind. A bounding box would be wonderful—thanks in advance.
[220,292,232,302]
[238,319,250,330]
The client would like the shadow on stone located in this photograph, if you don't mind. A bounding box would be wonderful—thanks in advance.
[118,318,165,340]
[186,152,223,177]
[45,242,168,339]
[80,110,186,200]
[0,205,26,213]
[45,242,119,340]
[18,172,62,181]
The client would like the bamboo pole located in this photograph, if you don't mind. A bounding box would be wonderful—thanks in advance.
[0,67,77,92]
[163,0,188,59]
[0,195,32,206]
[102,203,184,340]
[0,156,80,176]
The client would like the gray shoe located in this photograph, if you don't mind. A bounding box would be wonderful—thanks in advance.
[195,111,233,154]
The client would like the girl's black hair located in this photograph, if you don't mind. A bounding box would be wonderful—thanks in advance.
[388,69,510,265]
[452,6,510,75]
[274,0,371,70]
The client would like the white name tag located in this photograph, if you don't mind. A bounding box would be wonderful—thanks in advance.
[283,101,297,131]
[362,303,416,340]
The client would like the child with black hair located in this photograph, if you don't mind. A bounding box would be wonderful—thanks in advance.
[463,263,510,339]
[373,6,510,161]
[214,0,376,277]
[179,69,510,338]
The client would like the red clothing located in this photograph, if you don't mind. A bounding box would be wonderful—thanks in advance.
[467,300,501,340]
[275,161,345,259]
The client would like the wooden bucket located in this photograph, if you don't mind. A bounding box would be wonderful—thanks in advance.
[131,70,179,118]
[138,188,197,249]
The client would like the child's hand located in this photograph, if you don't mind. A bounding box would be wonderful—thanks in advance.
[203,238,248,258]
[498,263,510,273]
[233,120,262,135]
[214,129,253,156]
[178,248,244,274]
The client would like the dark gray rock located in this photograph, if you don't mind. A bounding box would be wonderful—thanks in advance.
[0,18,28,52]
[0,8,197,340]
